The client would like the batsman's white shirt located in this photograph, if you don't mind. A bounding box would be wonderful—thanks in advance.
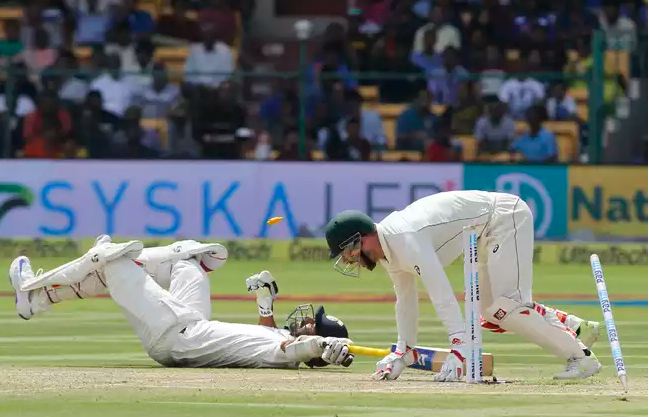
[104,257,299,369]
[376,190,534,351]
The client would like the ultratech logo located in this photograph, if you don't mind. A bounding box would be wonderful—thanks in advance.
[224,240,272,261]
[289,240,330,262]
[0,183,34,224]
[559,245,647,265]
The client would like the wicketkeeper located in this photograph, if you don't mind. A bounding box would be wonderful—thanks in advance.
[325,190,602,381]
[9,236,354,369]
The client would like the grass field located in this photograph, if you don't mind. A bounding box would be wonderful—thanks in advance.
[0,255,646,417]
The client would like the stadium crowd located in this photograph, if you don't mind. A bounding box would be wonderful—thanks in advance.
[0,0,645,162]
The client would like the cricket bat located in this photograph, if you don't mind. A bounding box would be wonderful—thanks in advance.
[348,344,494,376]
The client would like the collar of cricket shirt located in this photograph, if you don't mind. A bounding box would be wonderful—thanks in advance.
[375,222,393,265]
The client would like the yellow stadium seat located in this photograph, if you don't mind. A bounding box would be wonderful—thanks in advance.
[141,118,169,150]
[0,8,21,19]
[379,151,422,162]
[155,47,189,61]
[455,135,477,161]
[376,103,406,119]
[359,85,379,102]
[556,134,576,162]
[569,87,588,102]
[382,118,397,149]
[605,50,630,80]
[576,103,588,121]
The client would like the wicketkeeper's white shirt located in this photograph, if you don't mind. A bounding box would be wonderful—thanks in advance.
[376,190,497,351]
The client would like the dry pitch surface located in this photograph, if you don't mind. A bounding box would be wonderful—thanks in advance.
[0,258,646,417]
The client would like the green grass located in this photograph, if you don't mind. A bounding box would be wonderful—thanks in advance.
[0,256,646,417]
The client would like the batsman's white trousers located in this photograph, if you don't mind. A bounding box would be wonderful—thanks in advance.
[104,258,298,368]
[478,193,534,311]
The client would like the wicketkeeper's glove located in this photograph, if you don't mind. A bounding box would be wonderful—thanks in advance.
[372,347,418,380]
[245,271,279,317]
[433,338,466,382]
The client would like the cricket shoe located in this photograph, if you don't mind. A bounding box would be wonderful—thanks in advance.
[553,352,602,380]
[94,234,112,246]
[8,256,40,320]
[577,320,600,349]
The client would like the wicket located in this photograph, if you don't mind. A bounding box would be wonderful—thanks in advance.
[590,254,629,393]
[463,227,482,383]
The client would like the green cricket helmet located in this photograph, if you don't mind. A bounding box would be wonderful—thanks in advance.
[324,210,376,277]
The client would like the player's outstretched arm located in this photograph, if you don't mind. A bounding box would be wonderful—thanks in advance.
[246,271,279,327]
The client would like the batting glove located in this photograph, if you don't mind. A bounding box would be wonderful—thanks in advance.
[372,347,418,381]
[433,338,466,382]
[321,337,354,367]
[245,271,279,317]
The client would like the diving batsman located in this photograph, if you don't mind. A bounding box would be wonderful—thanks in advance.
[9,236,354,369]
[325,190,602,381]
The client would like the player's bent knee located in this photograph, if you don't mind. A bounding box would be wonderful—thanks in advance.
[483,296,527,325]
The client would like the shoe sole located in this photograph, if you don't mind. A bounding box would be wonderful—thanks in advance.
[8,257,32,320]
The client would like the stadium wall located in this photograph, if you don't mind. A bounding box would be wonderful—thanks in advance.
[0,160,645,240]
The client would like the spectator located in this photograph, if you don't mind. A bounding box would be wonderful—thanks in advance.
[320,22,358,69]
[276,128,311,161]
[21,28,58,79]
[112,105,160,158]
[184,24,234,87]
[410,27,443,74]
[55,51,89,105]
[21,2,64,49]
[412,5,461,55]
[0,20,24,63]
[546,82,577,121]
[371,32,422,103]
[74,0,111,45]
[428,47,468,106]
[510,106,557,162]
[126,39,156,89]
[425,122,459,162]
[156,0,201,43]
[134,63,180,118]
[90,54,138,116]
[167,82,201,157]
[308,46,358,100]
[474,100,516,154]
[395,88,437,151]
[193,81,246,159]
[22,92,73,158]
[344,117,372,161]
[451,81,482,135]
[498,60,545,119]
[0,76,37,155]
[355,0,392,35]
[599,2,637,51]
[478,44,505,99]
[78,90,120,158]
[110,0,155,38]
[252,129,273,160]
[335,89,386,150]
[198,0,237,46]
[105,23,138,72]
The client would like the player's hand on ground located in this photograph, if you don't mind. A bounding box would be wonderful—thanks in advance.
[245,270,279,298]
[321,337,354,367]
[372,348,418,381]
[433,345,466,382]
